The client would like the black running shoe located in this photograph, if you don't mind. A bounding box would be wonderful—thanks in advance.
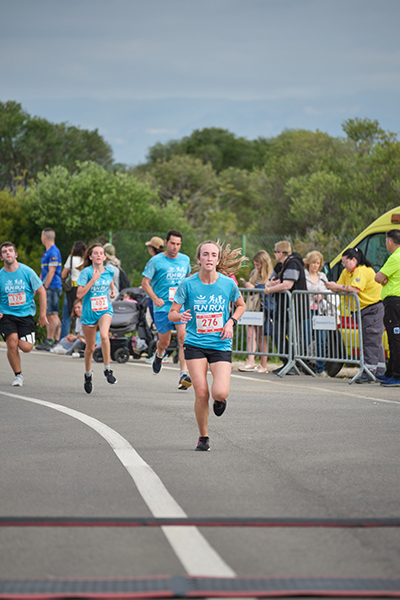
[178,373,192,390]
[104,369,117,384]
[152,352,164,374]
[84,371,93,394]
[195,436,210,451]
[213,399,227,417]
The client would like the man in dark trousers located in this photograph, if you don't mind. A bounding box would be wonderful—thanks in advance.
[375,229,400,387]
[265,241,307,374]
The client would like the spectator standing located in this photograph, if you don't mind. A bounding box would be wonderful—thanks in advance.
[303,250,328,377]
[265,241,307,374]
[144,236,164,320]
[375,230,400,387]
[36,228,62,350]
[141,229,192,390]
[103,243,121,299]
[325,247,385,383]
[62,241,87,313]
[60,241,87,339]
[239,250,273,373]
[145,236,164,256]
[0,241,48,386]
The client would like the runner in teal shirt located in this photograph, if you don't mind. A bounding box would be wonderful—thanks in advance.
[77,244,117,394]
[169,240,246,452]
[0,241,47,387]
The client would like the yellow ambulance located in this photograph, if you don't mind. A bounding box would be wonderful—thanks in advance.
[327,206,400,281]
[324,206,400,376]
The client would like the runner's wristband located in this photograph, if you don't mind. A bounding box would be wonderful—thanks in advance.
[229,317,237,327]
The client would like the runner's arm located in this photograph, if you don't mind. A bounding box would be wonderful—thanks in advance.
[77,270,101,299]
[141,276,164,307]
[221,296,246,339]
[169,302,191,323]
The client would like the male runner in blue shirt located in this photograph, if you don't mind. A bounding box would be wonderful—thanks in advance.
[141,230,192,390]
[0,241,48,386]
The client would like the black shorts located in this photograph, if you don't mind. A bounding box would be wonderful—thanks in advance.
[183,343,232,364]
[0,314,36,344]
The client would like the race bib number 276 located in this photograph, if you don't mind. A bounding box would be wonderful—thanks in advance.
[196,312,223,334]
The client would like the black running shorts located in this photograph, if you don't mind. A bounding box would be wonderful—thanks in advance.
[0,314,36,343]
[183,343,232,363]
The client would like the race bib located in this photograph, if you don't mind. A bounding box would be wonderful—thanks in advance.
[91,295,108,311]
[196,312,223,334]
[8,292,26,306]
[169,287,178,301]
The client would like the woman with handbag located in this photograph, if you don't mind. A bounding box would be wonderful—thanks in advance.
[238,250,273,372]
[61,241,87,313]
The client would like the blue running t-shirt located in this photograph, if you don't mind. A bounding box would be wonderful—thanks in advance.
[0,263,43,317]
[174,272,241,351]
[142,252,191,313]
[40,244,62,289]
[77,266,114,326]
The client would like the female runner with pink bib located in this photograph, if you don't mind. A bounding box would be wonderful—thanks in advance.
[77,244,116,394]
[169,241,245,451]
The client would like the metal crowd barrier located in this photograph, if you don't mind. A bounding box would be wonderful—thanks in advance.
[234,288,292,370]
[235,288,368,383]
[291,290,368,384]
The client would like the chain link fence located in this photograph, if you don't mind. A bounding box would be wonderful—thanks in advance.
[111,231,354,286]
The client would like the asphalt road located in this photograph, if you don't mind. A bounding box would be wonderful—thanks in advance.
[1,346,399,589]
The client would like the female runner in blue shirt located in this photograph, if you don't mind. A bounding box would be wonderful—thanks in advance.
[169,241,246,451]
[77,243,116,394]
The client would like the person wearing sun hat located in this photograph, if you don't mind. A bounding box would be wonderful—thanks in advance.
[145,236,164,256]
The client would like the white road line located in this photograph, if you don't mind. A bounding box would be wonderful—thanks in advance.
[0,390,235,578]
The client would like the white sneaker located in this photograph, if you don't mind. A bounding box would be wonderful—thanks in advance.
[51,345,67,355]
[71,352,81,358]
[12,374,23,387]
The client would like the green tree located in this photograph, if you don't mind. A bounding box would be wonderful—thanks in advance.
[136,155,220,231]
[0,186,43,269]
[0,101,113,190]
[25,161,188,259]
[342,117,396,154]
[146,127,271,172]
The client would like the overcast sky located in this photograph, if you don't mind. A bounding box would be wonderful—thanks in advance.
[1,0,399,165]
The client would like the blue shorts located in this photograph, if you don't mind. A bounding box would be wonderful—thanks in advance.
[47,287,62,314]
[154,311,182,334]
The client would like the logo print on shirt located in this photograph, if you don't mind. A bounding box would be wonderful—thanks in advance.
[166,266,186,281]
[194,293,226,312]
[5,278,26,293]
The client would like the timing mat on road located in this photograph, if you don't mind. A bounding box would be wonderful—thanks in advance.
[1,576,400,598]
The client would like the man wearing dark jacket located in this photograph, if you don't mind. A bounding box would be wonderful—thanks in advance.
[265,241,307,372]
